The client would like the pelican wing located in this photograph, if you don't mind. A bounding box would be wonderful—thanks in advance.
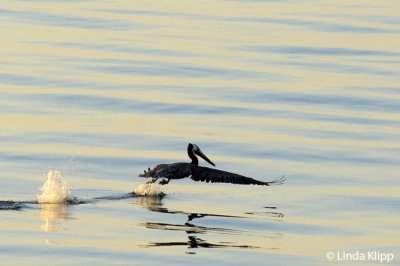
[190,166,285,186]
[139,163,193,179]
[139,164,168,178]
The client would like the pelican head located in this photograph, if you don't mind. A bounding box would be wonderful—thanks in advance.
[188,143,215,167]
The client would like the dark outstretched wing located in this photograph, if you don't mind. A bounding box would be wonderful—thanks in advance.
[139,163,193,179]
[139,164,168,178]
[190,166,285,186]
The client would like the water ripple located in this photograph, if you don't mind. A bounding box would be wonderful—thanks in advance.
[95,8,397,33]
[240,45,400,57]
[0,8,142,30]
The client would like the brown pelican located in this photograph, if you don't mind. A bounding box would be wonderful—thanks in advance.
[139,143,285,186]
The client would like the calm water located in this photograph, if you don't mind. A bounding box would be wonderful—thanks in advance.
[1,0,400,265]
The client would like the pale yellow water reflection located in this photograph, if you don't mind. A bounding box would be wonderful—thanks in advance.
[1,0,400,265]
[40,204,70,233]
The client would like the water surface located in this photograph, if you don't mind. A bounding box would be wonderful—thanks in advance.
[1,0,399,265]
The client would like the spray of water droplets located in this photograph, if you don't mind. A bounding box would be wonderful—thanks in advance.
[134,183,163,196]
[37,170,71,204]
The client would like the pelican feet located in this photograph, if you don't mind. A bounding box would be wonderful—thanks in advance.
[146,178,159,184]
[145,177,170,185]
[159,178,170,185]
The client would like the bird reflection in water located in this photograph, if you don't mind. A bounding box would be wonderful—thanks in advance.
[134,196,284,253]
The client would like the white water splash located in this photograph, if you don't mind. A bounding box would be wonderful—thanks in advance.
[134,183,163,196]
[37,170,71,204]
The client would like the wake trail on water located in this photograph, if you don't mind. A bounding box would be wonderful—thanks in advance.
[1,170,71,210]
[1,170,165,210]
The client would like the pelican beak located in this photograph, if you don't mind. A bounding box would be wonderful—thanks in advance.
[195,148,215,167]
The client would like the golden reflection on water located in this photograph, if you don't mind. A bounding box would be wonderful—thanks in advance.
[40,203,70,233]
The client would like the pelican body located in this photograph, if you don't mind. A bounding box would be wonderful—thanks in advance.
[139,143,285,186]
